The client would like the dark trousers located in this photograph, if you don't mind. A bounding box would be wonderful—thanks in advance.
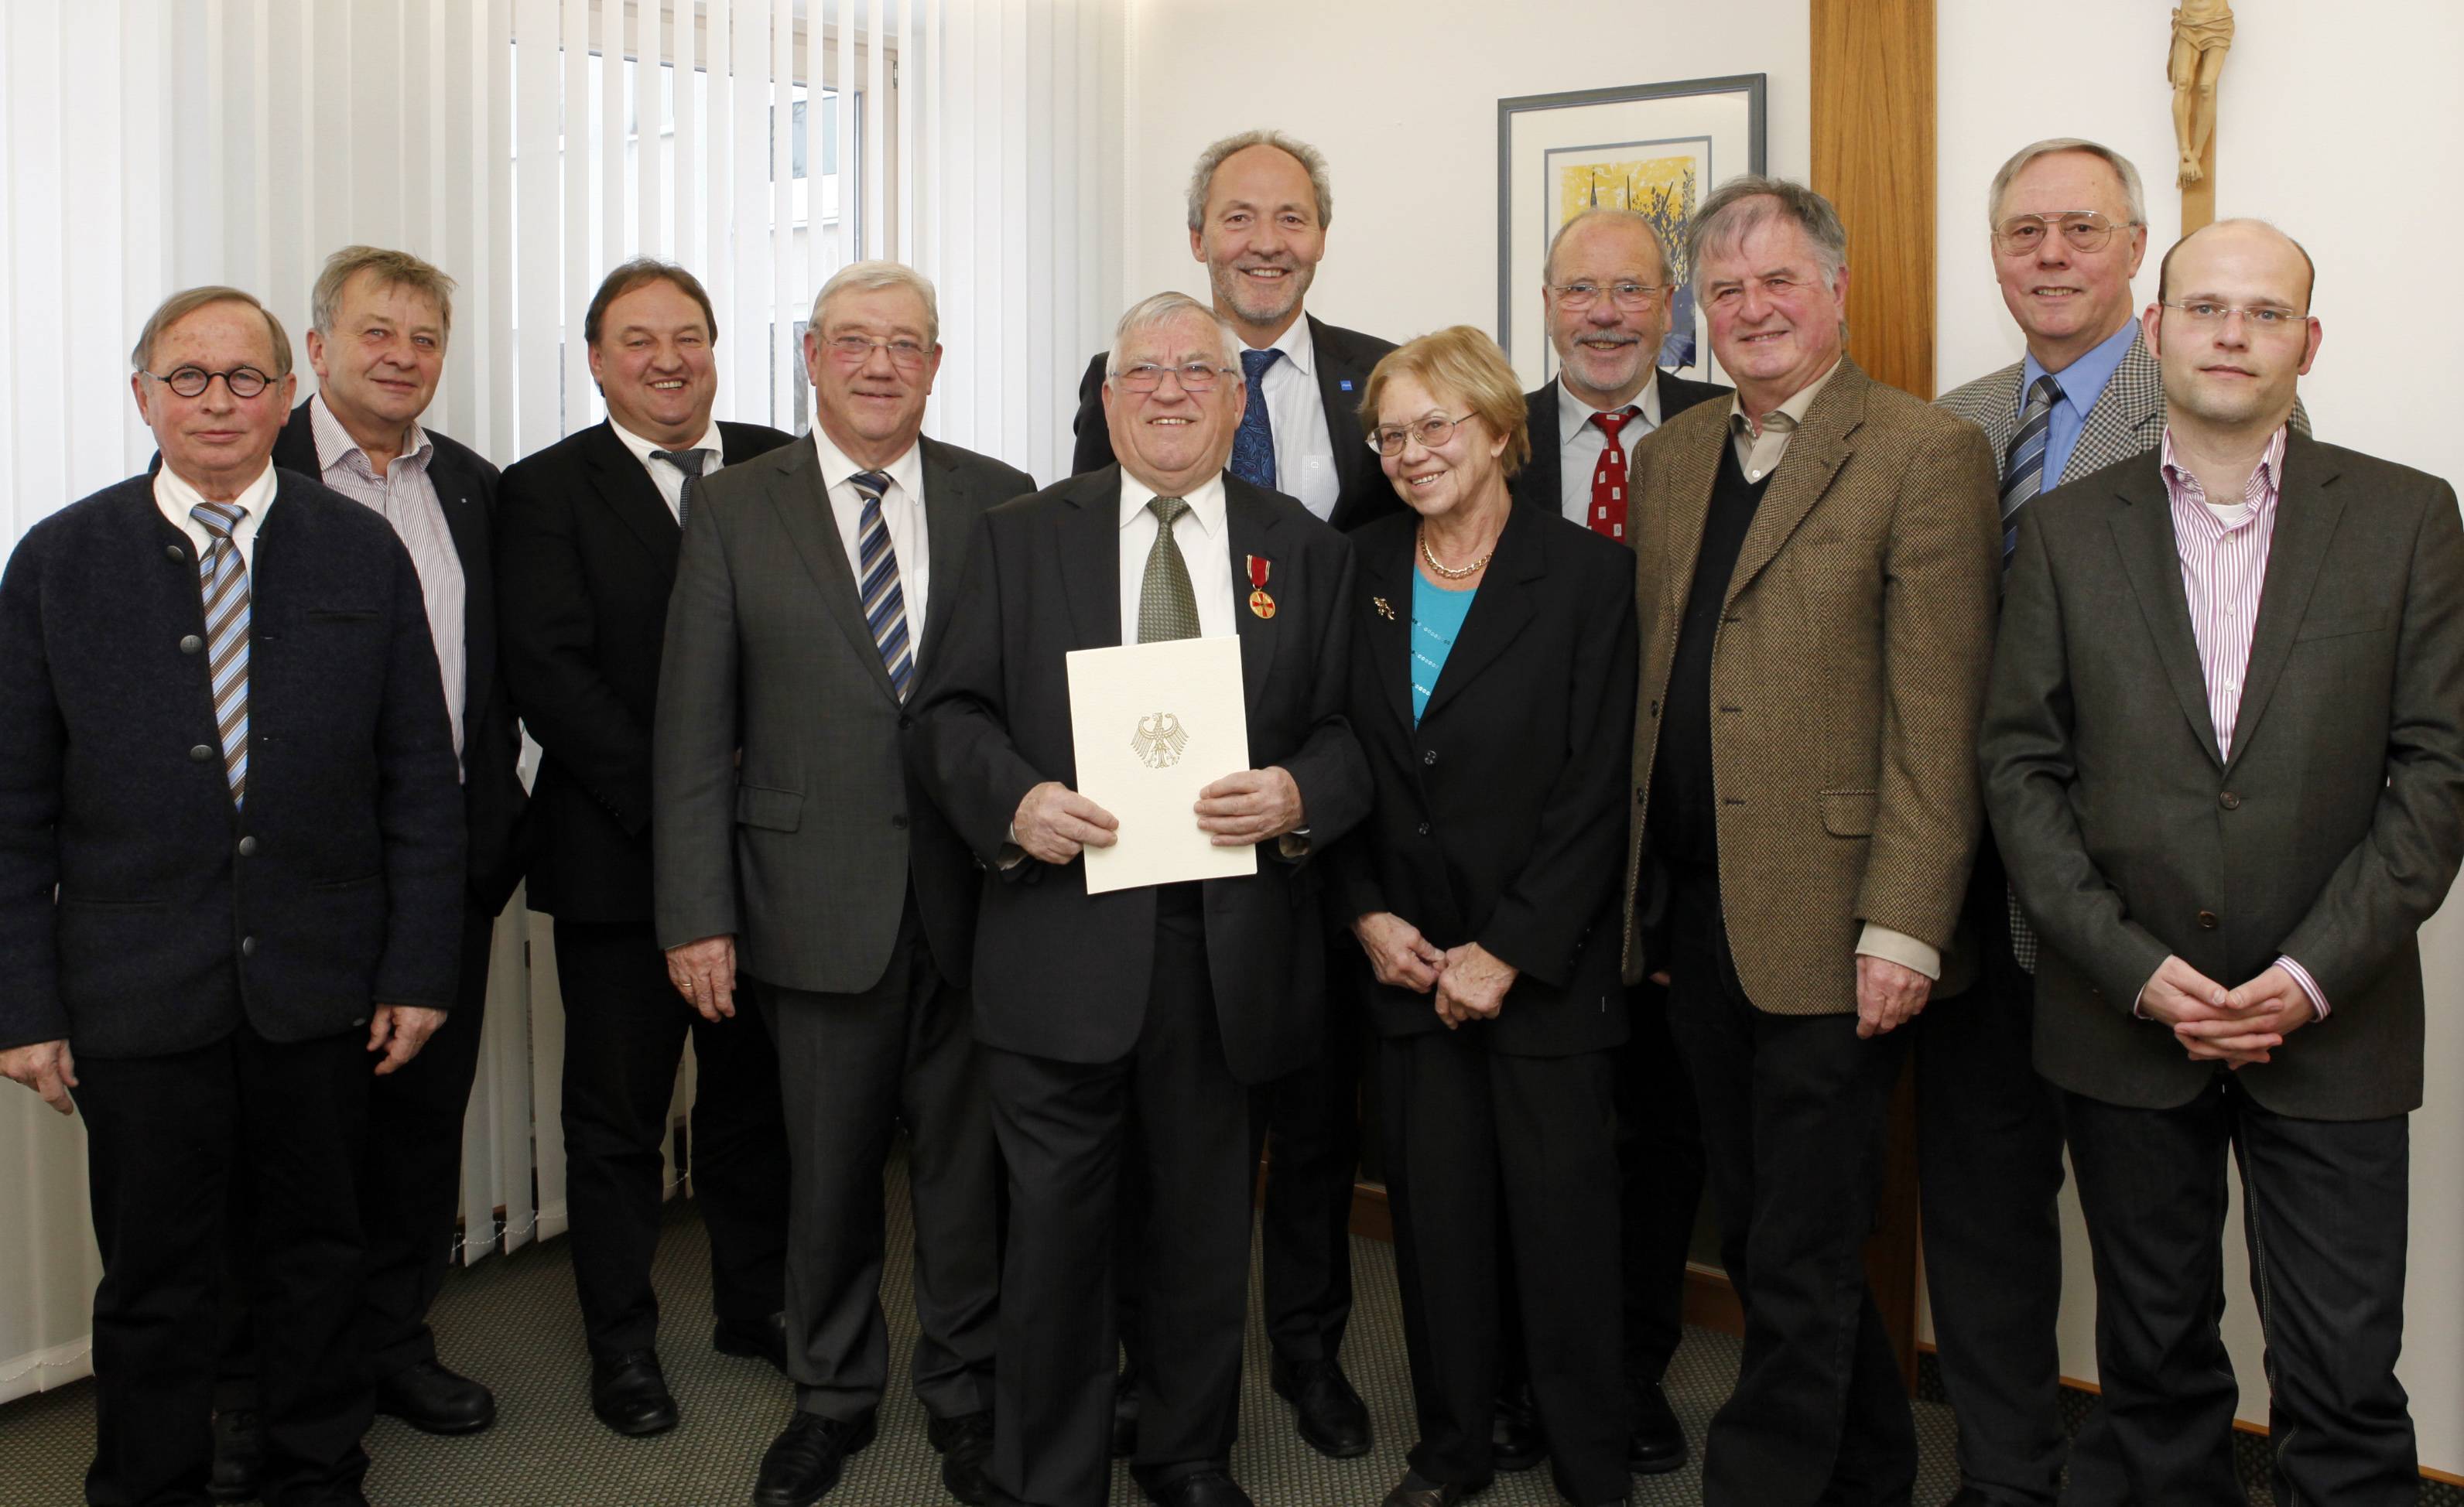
[2062,1080,2415,1507]
[77,1025,372,1507]
[553,918,789,1358]
[750,896,1000,1423]
[1615,978,1706,1392]
[1912,890,2067,1505]
[984,904,1251,1507]
[1665,874,1916,1507]
[1247,930,1367,1365]
[1381,1031,1628,1505]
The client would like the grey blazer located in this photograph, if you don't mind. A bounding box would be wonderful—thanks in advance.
[652,433,1033,994]
[1980,434,2464,1119]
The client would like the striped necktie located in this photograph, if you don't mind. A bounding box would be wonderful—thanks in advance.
[1137,496,1200,643]
[191,501,252,808]
[850,470,913,699]
[1999,374,2062,566]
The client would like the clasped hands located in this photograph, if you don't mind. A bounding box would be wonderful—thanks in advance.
[1351,913,1518,1030]
[1008,768,1306,865]
[2137,956,2316,1068]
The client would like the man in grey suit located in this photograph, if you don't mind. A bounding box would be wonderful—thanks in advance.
[1982,219,2464,1507]
[656,261,1032,1507]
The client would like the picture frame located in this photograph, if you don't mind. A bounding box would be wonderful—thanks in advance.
[1497,74,1768,389]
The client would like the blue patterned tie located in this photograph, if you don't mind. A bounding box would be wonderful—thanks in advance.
[1997,374,2062,972]
[850,471,913,699]
[191,501,252,808]
[1230,347,1280,489]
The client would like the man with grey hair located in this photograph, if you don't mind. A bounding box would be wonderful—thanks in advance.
[0,284,464,1507]
[655,258,1029,1507]
[910,290,1369,1507]
[1619,176,2000,1506]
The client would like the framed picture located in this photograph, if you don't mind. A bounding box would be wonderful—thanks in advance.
[1497,74,1767,389]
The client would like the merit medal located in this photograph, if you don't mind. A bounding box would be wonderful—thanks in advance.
[1246,555,1276,620]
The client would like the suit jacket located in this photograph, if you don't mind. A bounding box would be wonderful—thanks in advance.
[0,472,465,1057]
[272,399,529,915]
[1980,436,2464,1120]
[1333,504,1638,1054]
[1508,370,1733,517]
[496,417,796,923]
[904,466,1372,1085]
[653,434,1034,992]
[1618,358,2001,1013]
[1069,315,1401,533]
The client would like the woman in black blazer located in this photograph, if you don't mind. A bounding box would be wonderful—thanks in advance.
[1336,327,1639,1507]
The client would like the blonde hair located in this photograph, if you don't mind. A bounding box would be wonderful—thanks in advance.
[1358,325,1531,477]
[130,286,293,378]
[311,245,457,343]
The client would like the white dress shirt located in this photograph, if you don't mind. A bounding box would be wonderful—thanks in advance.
[1254,318,1340,521]
[812,428,932,639]
[1117,470,1236,643]
[608,417,723,519]
[1555,374,1665,526]
[154,461,277,576]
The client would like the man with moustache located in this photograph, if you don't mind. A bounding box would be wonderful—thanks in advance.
[498,259,796,1437]
[657,261,1030,1506]
[1069,128,1397,1459]
[1983,219,2464,1507]
[909,292,1369,1507]
[1620,177,2000,1507]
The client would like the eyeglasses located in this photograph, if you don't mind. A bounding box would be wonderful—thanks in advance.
[2160,299,2307,330]
[1992,211,2137,255]
[1367,413,1474,456]
[1111,361,1234,394]
[823,333,932,370]
[1548,280,1664,311]
[141,365,275,399]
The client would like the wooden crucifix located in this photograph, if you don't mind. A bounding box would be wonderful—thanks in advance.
[2170,0,2233,231]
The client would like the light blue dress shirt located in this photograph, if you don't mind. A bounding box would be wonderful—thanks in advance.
[2021,320,2139,488]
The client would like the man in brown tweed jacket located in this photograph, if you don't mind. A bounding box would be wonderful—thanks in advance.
[1618,176,2000,1507]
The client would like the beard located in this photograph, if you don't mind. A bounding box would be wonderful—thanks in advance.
[1211,259,1314,330]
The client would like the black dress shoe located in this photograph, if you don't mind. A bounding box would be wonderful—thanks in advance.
[1145,1469,1254,1507]
[1626,1382,1685,1476]
[1381,1468,1491,1507]
[754,1412,879,1507]
[1111,1364,1140,1458]
[590,1349,679,1437]
[926,1410,994,1505]
[1268,1355,1371,1459]
[207,1406,262,1503]
[714,1311,791,1375]
[1492,1385,1545,1473]
[376,1358,498,1436]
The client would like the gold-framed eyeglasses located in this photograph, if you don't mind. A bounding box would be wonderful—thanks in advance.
[2160,299,2307,330]
[141,365,275,399]
[1111,361,1234,394]
[1548,279,1664,310]
[1367,413,1473,456]
[1992,211,2137,255]
[823,334,932,370]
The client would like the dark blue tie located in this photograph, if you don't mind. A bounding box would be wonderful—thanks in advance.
[1998,374,2062,566]
[1231,347,1280,489]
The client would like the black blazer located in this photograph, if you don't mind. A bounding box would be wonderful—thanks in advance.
[272,400,529,915]
[1331,505,1638,1054]
[1507,370,1733,517]
[0,473,466,1058]
[1068,315,1401,533]
[904,466,1372,1085]
[496,418,796,923]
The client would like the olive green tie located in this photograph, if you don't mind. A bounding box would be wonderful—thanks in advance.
[1137,496,1200,643]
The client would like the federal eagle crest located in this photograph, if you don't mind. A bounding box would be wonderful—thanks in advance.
[1131,712,1188,769]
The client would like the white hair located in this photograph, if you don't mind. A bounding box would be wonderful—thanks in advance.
[1106,292,1242,374]
[808,259,940,346]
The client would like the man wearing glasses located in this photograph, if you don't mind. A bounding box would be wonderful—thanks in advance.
[909,291,1368,1507]
[0,286,464,1507]
[655,261,1030,1507]
[1983,218,2463,1507]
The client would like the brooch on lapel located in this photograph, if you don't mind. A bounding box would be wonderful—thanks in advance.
[1372,596,1395,621]
[1246,555,1276,620]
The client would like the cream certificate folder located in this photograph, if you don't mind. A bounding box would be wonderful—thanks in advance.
[1066,636,1258,894]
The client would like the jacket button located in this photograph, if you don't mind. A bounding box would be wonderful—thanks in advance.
[189,744,214,762]
[2219,791,2241,810]
[1422,750,1437,766]
[240,935,257,957]
[166,544,187,562]
[237,836,257,856]
[1415,822,1431,837]
[2195,910,2219,930]
[1648,699,1659,717]
[180,634,203,654]
[891,813,909,829]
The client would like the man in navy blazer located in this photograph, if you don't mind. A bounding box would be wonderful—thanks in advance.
[0,286,464,1507]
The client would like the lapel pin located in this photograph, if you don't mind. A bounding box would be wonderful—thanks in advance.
[1246,554,1277,620]
[1373,596,1395,621]
[1339,379,1355,392]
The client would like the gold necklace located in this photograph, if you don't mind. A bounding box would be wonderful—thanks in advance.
[1419,525,1496,580]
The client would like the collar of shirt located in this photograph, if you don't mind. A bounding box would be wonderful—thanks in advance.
[1119,469,1229,538]
[2022,319,2138,423]
[154,460,279,563]
[307,391,433,481]
[810,425,924,503]
[1264,315,1316,380]
[609,416,720,478]
[1558,370,1663,447]
[1727,357,1843,480]
[2160,423,2289,528]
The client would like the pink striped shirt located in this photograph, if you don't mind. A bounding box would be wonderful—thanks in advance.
[2151,424,2328,1018]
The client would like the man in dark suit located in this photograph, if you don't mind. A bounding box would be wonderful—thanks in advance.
[1070,127,1393,1461]
[0,285,464,1507]
[657,261,1032,1507]
[1505,204,1726,1481]
[497,259,796,1437]
[909,292,1371,1507]
[1983,220,2464,1507]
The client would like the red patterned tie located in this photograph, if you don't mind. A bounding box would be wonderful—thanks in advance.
[1589,407,1638,541]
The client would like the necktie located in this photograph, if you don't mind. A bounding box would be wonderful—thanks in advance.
[652,447,710,527]
[192,501,252,808]
[1138,497,1200,644]
[1230,348,1280,490]
[1997,374,2062,973]
[1588,406,1640,541]
[850,470,913,699]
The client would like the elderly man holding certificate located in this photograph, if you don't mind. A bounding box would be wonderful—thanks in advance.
[906,290,1369,1507]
